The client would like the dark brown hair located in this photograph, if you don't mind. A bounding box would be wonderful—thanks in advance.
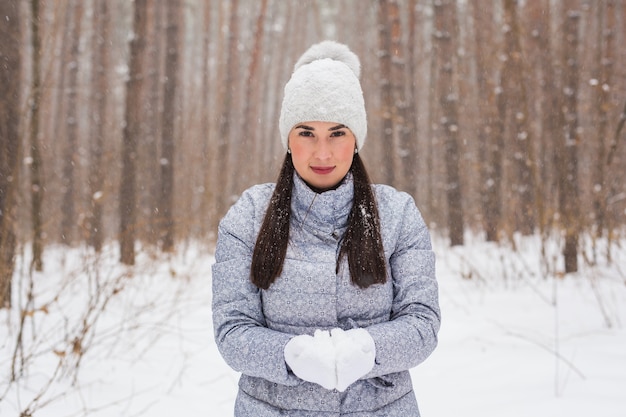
[250,153,387,289]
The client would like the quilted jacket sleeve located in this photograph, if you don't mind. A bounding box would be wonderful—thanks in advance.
[211,187,300,386]
[364,192,441,378]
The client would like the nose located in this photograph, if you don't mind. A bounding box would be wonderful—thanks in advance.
[313,137,331,160]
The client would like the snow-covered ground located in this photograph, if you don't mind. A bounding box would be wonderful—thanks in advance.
[1,234,625,416]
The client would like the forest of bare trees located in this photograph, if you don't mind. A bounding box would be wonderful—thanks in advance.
[1,0,626,308]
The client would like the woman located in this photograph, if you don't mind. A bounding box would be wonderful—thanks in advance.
[212,41,440,416]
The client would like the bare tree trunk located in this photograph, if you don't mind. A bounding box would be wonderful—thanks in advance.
[531,0,562,233]
[141,0,164,246]
[263,0,294,175]
[426,20,439,226]
[87,0,110,252]
[472,0,501,242]
[209,1,227,236]
[60,0,83,245]
[377,0,395,186]
[29,0,44,269]
[388,0,414,194]
[560,9,581,274]
[603,0,622,237]
[49,3,72,222]
[433,0,464,246]
[200,1,212,237]
[502,0,536,236]
[158,0,182,252]
[0,0,21,308]
[236,0,268,195]
[215,0,239,220]
[591,0,615,237]
[404,0,420,198]
[120,0,149,265]
[524,0,551,235]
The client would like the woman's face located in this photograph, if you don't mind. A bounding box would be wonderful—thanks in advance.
[288,121,357,191]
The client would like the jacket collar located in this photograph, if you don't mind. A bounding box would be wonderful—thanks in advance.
[291,172,354,235]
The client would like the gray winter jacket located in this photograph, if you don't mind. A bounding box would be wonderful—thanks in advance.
[212,172,440,416]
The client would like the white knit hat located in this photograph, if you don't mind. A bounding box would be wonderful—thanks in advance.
[279,41,367,151]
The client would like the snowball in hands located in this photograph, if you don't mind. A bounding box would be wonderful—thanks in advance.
[331,328,376,392]
[284,328,376,391]
[284,329,337,390]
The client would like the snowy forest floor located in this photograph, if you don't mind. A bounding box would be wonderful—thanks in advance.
[1,233,625,417]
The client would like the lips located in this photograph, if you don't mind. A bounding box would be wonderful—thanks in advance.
[311,166,334,175]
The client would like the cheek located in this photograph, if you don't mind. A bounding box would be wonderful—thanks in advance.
[337,146,356,163]
[289,142,307,163]
[292,156,306,175]
[288,134,310,157]
[289,141,306,156]
[336,136,357,162]
[289,146,309,175]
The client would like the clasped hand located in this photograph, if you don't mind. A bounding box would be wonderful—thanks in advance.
[284,328,376,392]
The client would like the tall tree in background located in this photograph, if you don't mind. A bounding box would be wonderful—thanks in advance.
[525,0,555,234]
[433,0,464,246]
[60,0,83,245]
[29,0,44,269]
[0,0,21,308]
[425,6,440,226]
[388,0,415,195]
[120,0,149,265]
[404,0,420,198]
[235,0,268,195]
[262,0,296,173]
[501,0,536,236]
[472,1,502,242]
[209,2,227,235]
[559,9,581,273]
[87,0,110,252]
[142,0,164,245]
[200,1,213,237]
[591,0,615,238]
[377,0,396,186]
[214,0,240,223]
[49,3,72,197]
[158,0,183,252]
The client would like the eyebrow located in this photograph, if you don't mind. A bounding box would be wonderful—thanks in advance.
[295,124,346,131]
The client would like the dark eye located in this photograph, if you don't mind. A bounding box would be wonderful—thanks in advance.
[298,130,313,137]
[330,130,345,137]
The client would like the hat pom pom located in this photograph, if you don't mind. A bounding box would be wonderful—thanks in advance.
[293,40,361,79]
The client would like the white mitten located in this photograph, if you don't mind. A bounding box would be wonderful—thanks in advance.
[331,328,376,392]
[284,329,336,390]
